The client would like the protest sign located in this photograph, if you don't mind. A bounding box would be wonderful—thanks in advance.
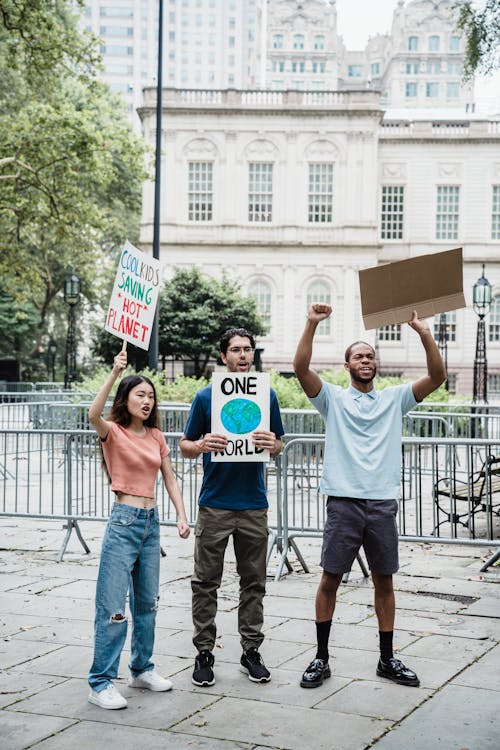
[358,247,465,330]
[105,241,161,350]
[211,372,270,462]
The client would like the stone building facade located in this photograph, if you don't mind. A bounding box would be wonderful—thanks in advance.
[138,87,500,396]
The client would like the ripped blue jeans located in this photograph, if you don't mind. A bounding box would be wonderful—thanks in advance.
[88,503,160,692]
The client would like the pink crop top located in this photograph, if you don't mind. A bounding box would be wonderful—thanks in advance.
[101,421,170,499]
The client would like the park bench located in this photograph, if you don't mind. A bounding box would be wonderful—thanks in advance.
[433,454,500,532]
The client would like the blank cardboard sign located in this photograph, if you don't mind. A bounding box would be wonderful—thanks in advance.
[359,247,465,330]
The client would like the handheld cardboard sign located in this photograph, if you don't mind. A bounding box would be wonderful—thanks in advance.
[211,372,270,463]
[105,240,161,350]
[359,247,465,330]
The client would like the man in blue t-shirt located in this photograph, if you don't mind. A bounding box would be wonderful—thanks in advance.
[180,328,284,688]
[294,304,445,690]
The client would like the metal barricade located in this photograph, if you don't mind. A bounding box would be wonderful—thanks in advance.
[274,436,500,581]
[0,428,203,561]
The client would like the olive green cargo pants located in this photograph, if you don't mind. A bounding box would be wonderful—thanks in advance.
[191,506,268,653]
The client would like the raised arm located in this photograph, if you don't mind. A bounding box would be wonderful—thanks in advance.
[88,350,127,439]
[409,310,446,402]
[293,303,332,398]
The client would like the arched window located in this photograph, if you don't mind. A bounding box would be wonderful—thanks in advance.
[249,279,272,333]
[429,35,440,51]
[314,34,325,50]
[489,296,500,342]
[408,35,418,51]
[293,33,304,50]
[272,33,283,49]
[307,281,331,335]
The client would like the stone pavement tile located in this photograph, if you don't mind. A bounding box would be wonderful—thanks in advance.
[465,596,500,617]
[314,678,433,721]
[451,643,500,690]
[364,610,498,639]
[398,633,493,663]
[0,671,66,709]
[0,574,42,592]
[264,618,417,652]
[31,720,252,750]
[259,577,323,600]
[10,618,98,648]
[281,645,463,689]
[0,639,62,670]
[171,695,391,750]
[418,575,500,598]
[1,710,77,750]
[0,614,59,639]
[172,659,352,708]
[372,684,500,750]
[343,588,466,614]
[0,592,95,621]
[7,677,221,730]
[12,643,189,682]
[7,579,84,597]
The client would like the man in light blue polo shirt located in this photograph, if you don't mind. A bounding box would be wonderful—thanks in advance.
[294,303,446,689]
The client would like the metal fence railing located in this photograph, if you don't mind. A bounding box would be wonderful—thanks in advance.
[1,428,499,572]
[273,436,500,581]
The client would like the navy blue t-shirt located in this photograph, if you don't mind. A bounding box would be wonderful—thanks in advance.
[183,384,285,510]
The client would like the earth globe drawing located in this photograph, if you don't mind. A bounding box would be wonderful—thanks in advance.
[220,398,261,434]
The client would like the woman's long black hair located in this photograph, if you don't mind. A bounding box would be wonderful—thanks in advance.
[107,374,160,429]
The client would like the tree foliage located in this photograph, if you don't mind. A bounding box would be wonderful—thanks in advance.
[158,268,267,378]
[0,0,146,374]
[454,0,500,78]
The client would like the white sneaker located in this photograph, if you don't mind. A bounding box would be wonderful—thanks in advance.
[128,668,173,692]
[88,683,127,710]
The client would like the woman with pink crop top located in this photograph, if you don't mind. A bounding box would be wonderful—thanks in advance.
[87,349,190,710]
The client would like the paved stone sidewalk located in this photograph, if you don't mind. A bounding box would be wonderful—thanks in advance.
[0,517,499,750]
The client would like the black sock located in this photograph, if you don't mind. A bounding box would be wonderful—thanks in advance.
[379,630,394,662]
[315,620,332,662]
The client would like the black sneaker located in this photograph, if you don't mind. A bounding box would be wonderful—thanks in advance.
[240,647,271,683]
[192,650,215,686]
[376,657,420,687]
[300,658,331,688]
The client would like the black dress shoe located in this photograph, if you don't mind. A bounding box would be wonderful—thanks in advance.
[376,657,420,687]
[300,658,331,688]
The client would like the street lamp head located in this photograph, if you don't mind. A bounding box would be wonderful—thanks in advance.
[472,264,492,318]
[48,337,57,356]
[64,273,81,306]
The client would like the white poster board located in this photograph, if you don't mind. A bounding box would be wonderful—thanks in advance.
[211,372,270,462]
[105,240,161,350]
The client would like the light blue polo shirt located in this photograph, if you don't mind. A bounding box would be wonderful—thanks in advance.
[310,382,417,500]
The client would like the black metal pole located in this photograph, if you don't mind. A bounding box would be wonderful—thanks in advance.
[148,0,163,371]
[473,315,488,404]
[437,313,448,391]
[65,306,77,389]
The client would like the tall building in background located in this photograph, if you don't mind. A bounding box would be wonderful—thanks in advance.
[81,0,483,132]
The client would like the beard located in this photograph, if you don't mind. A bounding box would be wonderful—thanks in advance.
[349,364,377,384]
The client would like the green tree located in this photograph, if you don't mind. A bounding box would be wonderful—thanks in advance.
[0,0,146,375]
[454,0,500,78]
[159,268,267,378]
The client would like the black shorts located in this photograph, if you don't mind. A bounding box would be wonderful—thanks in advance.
[321,497,399,575]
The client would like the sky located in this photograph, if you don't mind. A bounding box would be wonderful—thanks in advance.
[334,0,499,110]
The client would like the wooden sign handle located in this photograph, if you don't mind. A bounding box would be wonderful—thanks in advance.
[121,339,127,352]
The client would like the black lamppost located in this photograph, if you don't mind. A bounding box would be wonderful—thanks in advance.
[472,264,492,404]
[64,273,80,389]
[437,313,449,391]
[148,0,163,372]
[48,337,57,382]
